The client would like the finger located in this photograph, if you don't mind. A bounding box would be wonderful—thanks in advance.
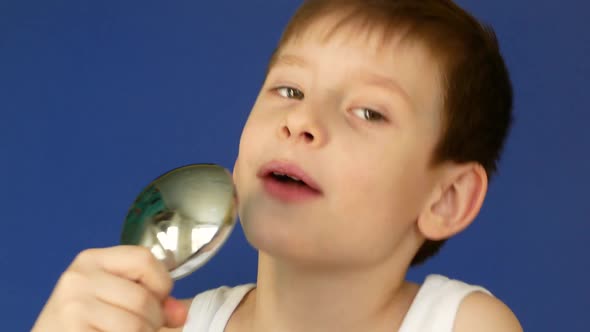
[87,297,154,332]
[91,270,164,330]
[72,246,173,300]
[163,297,189,328]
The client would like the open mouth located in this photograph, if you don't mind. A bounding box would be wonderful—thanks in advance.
[269,172,308,186]
[258,161,322,202]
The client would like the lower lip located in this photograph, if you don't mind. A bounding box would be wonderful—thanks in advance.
[261,177,322,202]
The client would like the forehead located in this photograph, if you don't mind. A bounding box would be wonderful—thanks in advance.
[273,10,442,76]
[289,13,390,53]
[282,8,421,54]
[283,11,440,70]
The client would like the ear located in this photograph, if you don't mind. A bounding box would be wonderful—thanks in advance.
[417,163,488,241]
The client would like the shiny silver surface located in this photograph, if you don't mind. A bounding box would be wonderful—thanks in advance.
[121,164,237,280]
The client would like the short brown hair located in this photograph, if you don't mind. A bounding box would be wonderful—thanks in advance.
[268,0,513,266]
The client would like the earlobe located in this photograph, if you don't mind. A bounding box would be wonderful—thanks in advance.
[417,164,488,241]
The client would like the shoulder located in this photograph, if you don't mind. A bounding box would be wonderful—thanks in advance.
[454,291,523,332]
[400,275,522,332]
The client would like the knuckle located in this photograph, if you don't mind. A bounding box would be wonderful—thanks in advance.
[136,247,157,265]
[161,273,173,292]
[58,270,86,290]
[136,247,172,284]
[73,248,97,264]
[135,247,172,295]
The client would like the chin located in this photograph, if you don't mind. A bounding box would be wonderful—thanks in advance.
[239,215,365,269]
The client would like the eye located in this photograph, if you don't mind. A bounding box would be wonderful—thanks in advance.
[351,108,386,122]
[276,87,304,100]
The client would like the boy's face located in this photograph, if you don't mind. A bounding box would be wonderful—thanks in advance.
[233,17,446,268]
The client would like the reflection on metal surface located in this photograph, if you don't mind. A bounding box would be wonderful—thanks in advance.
[121,164,237,280]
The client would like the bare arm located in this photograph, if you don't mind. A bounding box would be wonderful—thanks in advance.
[454,292,523,332]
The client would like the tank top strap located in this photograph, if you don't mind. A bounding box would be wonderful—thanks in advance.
[183,284,255,332]
[398,274,492,332]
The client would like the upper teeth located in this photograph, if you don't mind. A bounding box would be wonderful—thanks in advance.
[273,172,301,181]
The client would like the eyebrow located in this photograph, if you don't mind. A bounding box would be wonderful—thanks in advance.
[358,72,411,104]
[271,54,309,69]
[270,53,412,109]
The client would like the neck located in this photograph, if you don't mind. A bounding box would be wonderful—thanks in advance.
[242,252,418,332]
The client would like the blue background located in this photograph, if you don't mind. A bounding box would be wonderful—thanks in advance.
[1,0,588,331]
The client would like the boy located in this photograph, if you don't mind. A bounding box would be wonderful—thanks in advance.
[32,0,522,331]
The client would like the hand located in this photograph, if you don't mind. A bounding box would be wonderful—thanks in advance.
[32,245,188,332]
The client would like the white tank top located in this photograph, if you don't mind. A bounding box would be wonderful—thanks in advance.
[182,274,491,332]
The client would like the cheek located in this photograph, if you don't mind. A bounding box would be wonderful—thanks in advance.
[234,114,263,170]
[319,167,426,264]
[233,115,262,203]
[331,147,431,230]
[238,109,272,152]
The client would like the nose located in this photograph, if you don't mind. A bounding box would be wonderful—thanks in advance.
[278,104,327,147]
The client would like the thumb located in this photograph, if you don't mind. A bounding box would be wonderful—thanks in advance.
[163,296,189,328]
